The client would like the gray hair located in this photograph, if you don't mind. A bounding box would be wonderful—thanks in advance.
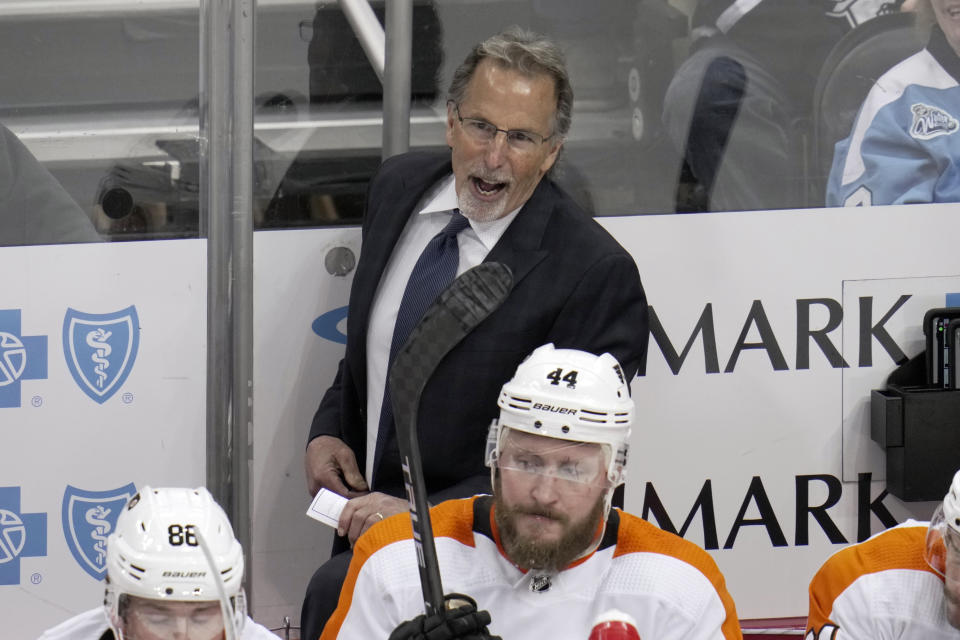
[447,26,573,139]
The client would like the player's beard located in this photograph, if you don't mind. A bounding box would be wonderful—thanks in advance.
[493,476,605,573]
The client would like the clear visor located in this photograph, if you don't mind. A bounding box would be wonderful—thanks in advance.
[495,427,612,492]
[924,504,960,576]
[123,597,225,640]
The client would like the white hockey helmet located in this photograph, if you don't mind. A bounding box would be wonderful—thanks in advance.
[925,470,960,576]
[104,486,246,635]
[943,470,960,535]
[486,343,634,486]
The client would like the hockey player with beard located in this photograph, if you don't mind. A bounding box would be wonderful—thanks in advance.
[321,344,741,640]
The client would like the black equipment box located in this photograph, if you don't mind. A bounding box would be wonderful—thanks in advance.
[871,385,960,501]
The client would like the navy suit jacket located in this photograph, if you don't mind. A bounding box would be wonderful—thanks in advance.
[309,150,648,503]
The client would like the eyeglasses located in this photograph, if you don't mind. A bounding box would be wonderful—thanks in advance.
[452,102,554,153]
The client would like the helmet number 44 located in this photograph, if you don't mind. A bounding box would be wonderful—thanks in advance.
[546,367,578,388]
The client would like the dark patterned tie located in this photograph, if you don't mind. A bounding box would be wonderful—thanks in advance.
[372,210,470,486]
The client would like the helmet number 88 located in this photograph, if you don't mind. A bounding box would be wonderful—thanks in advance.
[546,367,578,389]
[168,524,199,547]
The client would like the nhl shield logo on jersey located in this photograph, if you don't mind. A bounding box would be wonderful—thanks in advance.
[910,103,959,140]
[529,574,552,593]
[62,484,136,580]
[62,306,140,404]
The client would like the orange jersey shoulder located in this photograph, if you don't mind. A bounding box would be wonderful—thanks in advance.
[807,524,936,631]
[321,497,477,640]
[614,510,741,639]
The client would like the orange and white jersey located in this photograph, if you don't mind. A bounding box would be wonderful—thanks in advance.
[323,495,741,640]
[806,520,956,640]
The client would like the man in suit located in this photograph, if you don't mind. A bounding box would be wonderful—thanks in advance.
[301,26,648,640]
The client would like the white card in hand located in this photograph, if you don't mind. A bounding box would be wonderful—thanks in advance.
[306,488,348,528]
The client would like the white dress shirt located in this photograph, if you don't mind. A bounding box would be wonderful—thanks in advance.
[364,174,520,484]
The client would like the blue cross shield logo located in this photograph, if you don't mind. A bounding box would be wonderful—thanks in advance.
[62,484,136,580]
[0,310,48,409]
[63,307,139,404]
[0,487,47,585]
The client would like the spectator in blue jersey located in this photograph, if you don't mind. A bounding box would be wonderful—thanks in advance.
[663,0,897,213]
[827,0,960,206]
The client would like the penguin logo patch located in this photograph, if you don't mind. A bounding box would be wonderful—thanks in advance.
[910,103,959,140]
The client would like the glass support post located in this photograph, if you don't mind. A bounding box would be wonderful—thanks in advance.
[338,0,412,158]
[200,0,255,598]
[383,0,413,159]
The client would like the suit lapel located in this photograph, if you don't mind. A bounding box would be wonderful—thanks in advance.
[483,177,554,285]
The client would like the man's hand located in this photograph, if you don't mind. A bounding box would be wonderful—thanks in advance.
[305,435,368,497]
[388,594,499,640]
[338,492,408,544]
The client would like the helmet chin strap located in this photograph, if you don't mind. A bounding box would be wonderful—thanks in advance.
[571,478,620,566]
[601,486,615,521]
[576,503,612,565]
[105,587,123,640]
[195,528,239,640]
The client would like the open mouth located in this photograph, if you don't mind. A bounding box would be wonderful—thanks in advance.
[471,176,507,197]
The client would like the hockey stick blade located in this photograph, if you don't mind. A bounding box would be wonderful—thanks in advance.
[389,262,513,616]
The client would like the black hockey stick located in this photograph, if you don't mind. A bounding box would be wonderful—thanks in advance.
[389,262,513,617]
